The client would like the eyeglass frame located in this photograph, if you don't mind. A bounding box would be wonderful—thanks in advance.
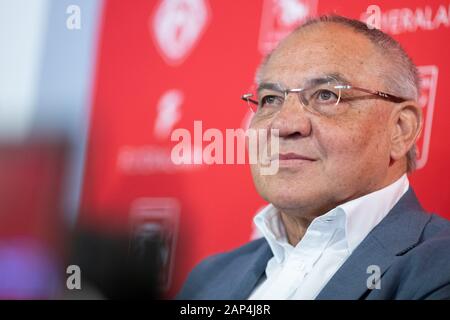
[241,84,408,114]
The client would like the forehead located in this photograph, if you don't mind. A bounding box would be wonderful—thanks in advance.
[261,23,382,88]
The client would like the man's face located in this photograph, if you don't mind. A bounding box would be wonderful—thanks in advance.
[250,23,396,214]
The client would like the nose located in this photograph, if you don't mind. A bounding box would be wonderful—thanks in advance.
[270,92,312,139]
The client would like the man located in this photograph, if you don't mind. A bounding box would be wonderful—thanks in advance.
[177,15,450,300]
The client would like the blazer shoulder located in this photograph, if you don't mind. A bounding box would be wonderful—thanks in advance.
[395,217,450,299]
[422,213,450,240]
[408,213,450,267]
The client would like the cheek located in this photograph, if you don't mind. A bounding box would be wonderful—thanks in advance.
[248,117,271,197]
[317,115,390,175]
[249,113,271,130]
[250,163,271,202]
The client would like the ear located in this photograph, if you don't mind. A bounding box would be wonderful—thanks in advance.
[390,100,423,163]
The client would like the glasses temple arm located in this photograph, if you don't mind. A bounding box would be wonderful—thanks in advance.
[350,86,407,103]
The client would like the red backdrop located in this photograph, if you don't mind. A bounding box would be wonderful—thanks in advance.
[81,0,450,297]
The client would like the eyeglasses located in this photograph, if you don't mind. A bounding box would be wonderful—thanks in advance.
[241,81,407,117]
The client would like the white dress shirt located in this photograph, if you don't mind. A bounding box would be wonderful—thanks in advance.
[248,174,409,300]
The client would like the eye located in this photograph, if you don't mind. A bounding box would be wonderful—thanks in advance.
[314,89,339,103]
[260,95,284,108]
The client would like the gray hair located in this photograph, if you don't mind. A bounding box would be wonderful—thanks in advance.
[257,15,420,173]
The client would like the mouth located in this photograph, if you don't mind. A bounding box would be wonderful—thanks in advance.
[270,152,317,167]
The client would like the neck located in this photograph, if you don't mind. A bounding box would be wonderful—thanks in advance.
[280,211,313,246]
[279,203,335,246]
[278,169,407,246]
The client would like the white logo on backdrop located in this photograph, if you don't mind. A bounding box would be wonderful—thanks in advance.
[259,0,318,54]
[361,4,450,35]
[416,65,439,170]
[154,89,183,140]
[151,0,211,66]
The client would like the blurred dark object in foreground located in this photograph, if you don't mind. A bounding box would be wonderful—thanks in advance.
[0,138,68,299]
[0,137,164,299]
[67,224,163,299]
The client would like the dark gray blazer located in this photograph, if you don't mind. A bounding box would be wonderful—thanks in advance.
[177,189,450,300]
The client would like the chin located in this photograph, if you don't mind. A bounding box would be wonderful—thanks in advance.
[260,186,318,210]
[252,167,330,208]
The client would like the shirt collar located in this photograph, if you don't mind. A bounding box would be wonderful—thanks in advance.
[253,204,289,263]
[340,174,409,252]
[253,174,409,263]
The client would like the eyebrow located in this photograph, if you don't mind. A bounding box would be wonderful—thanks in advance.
[257,73,351,94]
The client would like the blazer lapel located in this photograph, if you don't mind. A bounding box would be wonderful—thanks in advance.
[316,188,431,300]
[224,240,273,299]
